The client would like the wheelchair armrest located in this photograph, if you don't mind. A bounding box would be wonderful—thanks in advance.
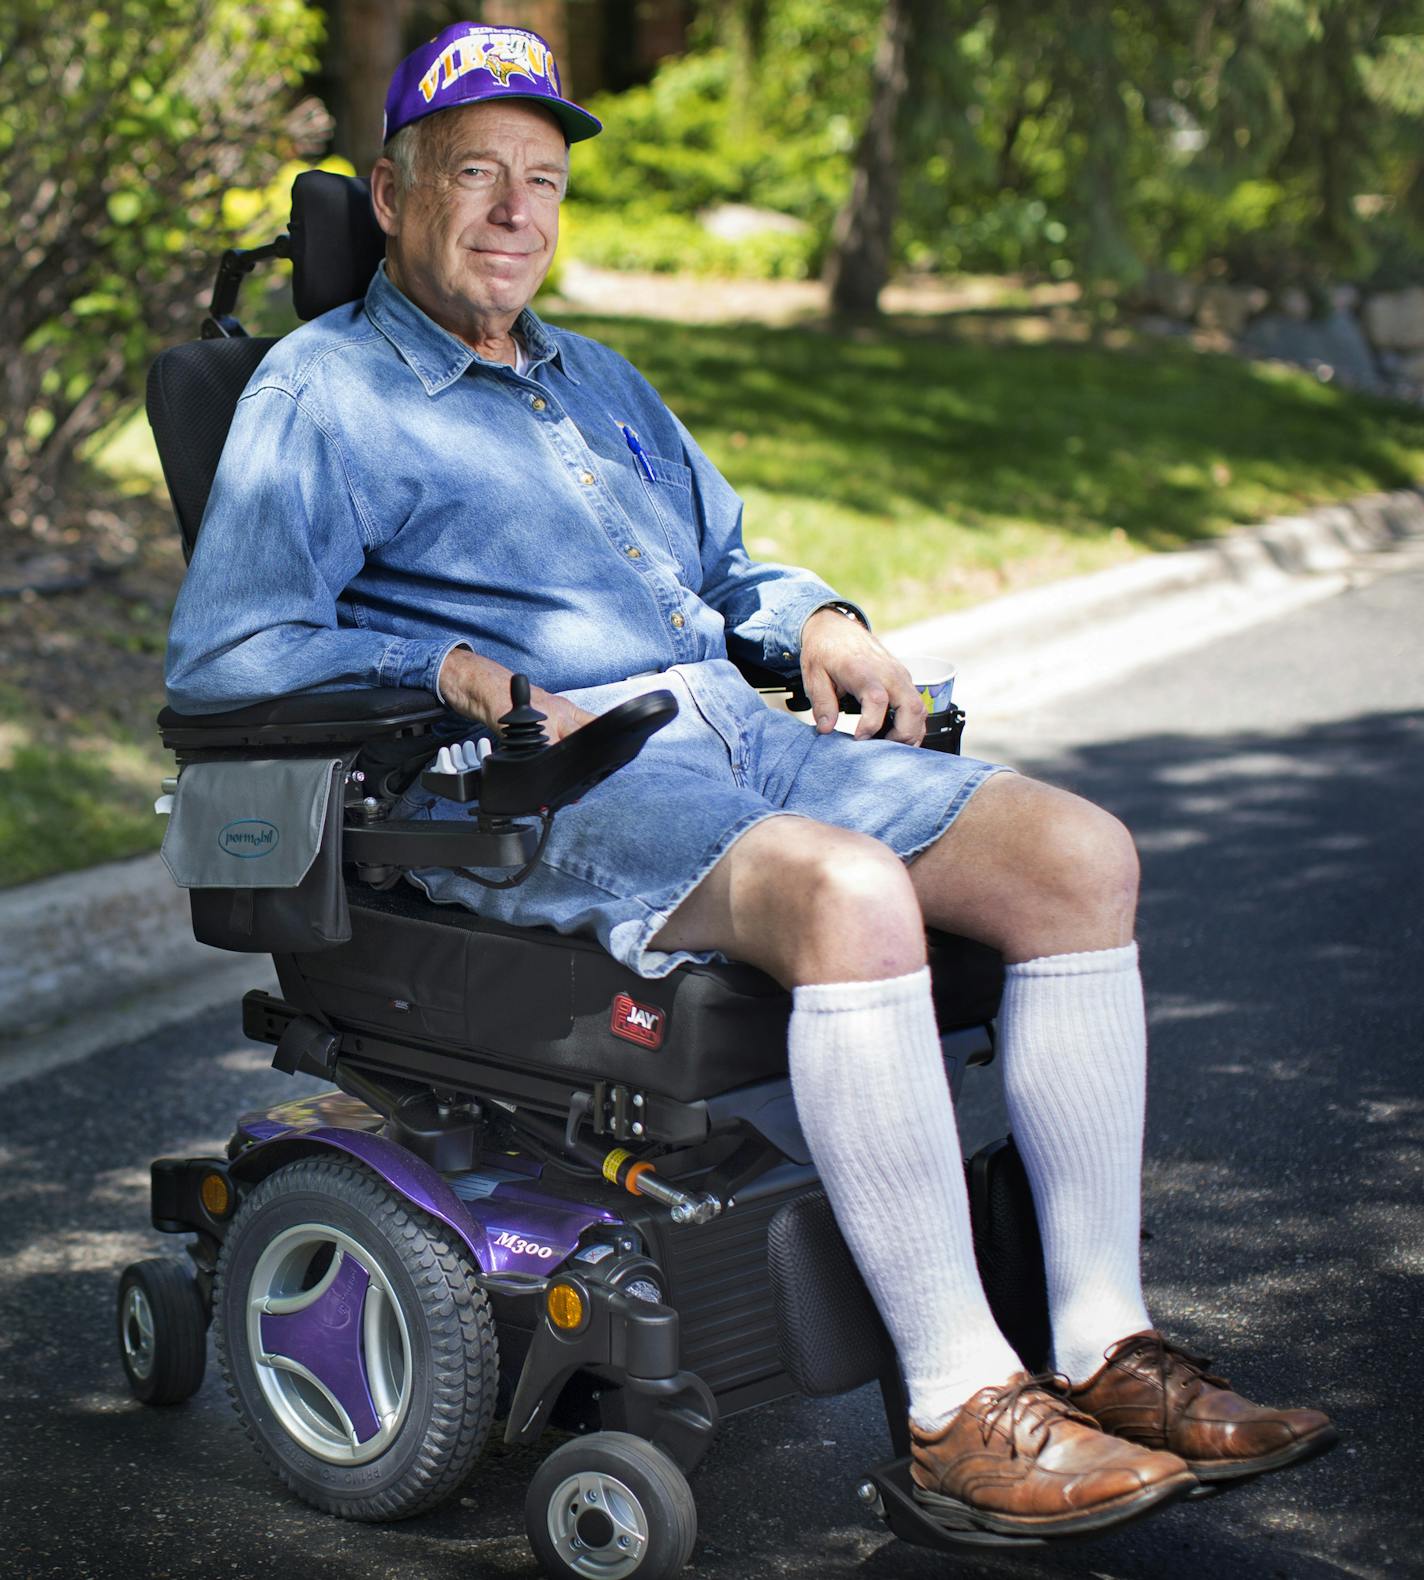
[734,653,965,751]
[158,687,446,750]
[473,689,679,816]
[732,655,874,719]
[734,655,810,708]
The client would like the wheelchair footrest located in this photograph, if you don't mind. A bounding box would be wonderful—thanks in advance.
[861,1458,1051,1551]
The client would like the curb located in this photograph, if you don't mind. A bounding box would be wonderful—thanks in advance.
[3,485,1421,1067]
[884,487,1424,718]
[0,850,239,1039]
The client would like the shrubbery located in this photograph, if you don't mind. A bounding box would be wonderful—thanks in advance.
[562,203,817,279]
[558,0,1424,296]
[561,17,873,280]
[0,0,326,541]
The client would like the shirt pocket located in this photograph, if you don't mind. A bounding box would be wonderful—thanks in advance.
[640,453,700,584]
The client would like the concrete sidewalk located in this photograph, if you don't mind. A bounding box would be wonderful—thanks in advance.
[3,485,1421,1085]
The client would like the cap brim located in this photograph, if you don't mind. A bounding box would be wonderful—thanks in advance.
[512,91,602,144]
[388,87,602,145]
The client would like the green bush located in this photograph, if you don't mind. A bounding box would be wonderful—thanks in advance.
[562,202,817,279]
[561,15,880,280]
[0,0,325,538]
[570,46,860,229]
[562,1,1424,295]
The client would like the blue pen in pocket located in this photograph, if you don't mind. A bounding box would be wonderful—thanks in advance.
[619,422,656,482]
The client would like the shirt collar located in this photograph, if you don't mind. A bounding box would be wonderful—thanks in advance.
[363,263,577,393]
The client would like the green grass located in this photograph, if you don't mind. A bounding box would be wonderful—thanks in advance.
[83,406,168,492]
[6,313,1423,889]
[0,685,171,888]
[558,316,1424,624]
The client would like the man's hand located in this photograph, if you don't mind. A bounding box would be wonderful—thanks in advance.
[799,608,926,745]
[438,647,596,743]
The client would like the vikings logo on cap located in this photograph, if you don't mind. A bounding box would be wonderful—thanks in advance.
[383,22,602,145]
[418,29,558,103]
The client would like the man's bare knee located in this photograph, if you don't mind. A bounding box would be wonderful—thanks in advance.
[788,828,925,983]
[1033,794,1139,915]
[910,774,1139,959]
[651,817,924,988]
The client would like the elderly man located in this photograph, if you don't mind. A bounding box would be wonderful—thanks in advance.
[165,23,1333,1538]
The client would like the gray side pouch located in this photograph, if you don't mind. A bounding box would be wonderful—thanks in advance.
[161,757,350,953]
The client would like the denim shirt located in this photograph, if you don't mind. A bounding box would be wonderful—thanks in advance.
[165,264,858,724]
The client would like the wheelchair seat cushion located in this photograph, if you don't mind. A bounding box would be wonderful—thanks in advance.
[273,883,1004,1104]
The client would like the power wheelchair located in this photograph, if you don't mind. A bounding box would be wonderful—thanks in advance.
[117,172,1058,1580]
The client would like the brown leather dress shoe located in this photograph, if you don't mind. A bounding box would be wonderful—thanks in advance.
[1065,1331,1338,1483]
[909,1372,1196,1536]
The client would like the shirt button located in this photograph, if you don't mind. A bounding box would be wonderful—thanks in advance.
[579,470,596,486]
[625,546,642,559]
[670,612,685,630]
[531,396,547,412]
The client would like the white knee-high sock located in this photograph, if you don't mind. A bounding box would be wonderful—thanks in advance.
[998,943,1154,1384]
[789,967,1023,1430]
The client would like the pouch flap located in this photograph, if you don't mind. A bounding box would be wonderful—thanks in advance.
[161,758,343,889]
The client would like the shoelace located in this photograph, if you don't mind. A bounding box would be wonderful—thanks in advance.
[978,1372,1100,1460]
[1104,1331,1231,1444]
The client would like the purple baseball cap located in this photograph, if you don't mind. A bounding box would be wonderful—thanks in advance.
[383,23,602,145]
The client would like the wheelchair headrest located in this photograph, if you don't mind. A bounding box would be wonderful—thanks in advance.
[289,171,387,321]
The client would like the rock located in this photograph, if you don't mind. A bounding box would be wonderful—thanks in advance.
[1362,286,1424,351]
[1144,269,1198,320]
[1241,310,1379,385]
[1275,286,1312,321]
[1196,282,1269,337]
[1136,313,1194,341]
[1398,349,1424,383]
[698,204,811,241]
[0,553,93,599]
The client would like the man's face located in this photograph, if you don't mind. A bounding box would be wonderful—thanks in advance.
[373,100,568,343]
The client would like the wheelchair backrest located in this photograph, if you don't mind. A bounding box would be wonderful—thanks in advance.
[146,173,387,562]
[147,338,276,560]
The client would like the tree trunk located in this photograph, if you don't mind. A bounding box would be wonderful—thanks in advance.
[334,0,410,175]
[823,0,914,318]
[718,0,771,125]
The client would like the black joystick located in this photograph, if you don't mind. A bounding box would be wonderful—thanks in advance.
[497,674,551,758]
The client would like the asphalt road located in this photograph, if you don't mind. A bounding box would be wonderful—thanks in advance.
[2,555,1420,1580]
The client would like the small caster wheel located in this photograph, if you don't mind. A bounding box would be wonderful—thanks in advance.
[117,1258,207,1405]
[526,1431,696,1580]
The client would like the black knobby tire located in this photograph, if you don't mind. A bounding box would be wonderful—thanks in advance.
[117,1258,208,1405]
[214,1153,498,1521]
[526,1432,697,1580]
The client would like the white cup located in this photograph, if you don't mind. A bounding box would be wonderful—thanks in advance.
[902,654,956,715]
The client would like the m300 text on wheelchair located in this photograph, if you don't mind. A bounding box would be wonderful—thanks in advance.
[164,22,1335,1542]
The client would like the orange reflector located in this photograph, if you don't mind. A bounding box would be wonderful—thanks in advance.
[546,1283,586,1331]
[199,1172,231,1218]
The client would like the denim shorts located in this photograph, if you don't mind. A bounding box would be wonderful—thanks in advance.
[399,659,1008,979]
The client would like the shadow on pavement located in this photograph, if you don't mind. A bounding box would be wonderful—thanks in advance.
[0,713,1418,1577]
[1003,707,1424,1578]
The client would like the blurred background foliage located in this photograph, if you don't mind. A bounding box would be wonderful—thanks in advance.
[564,0,1424,299]
[5,0,1424,887]
[563,3,875,278]
[4,0,1424,544]
[0,0,328,546]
